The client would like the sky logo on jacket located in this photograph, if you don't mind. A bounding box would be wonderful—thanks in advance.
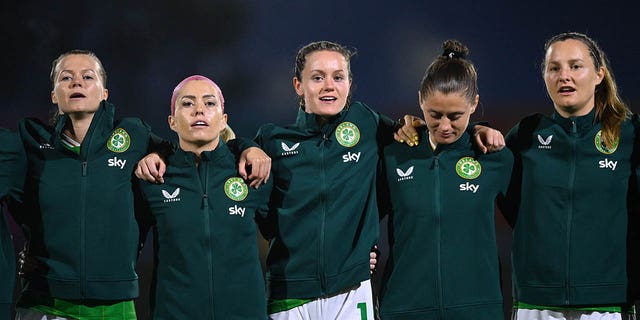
[162,188,181,203]
[228,205,246,217]
[342,152,361,163]
[537,134,553,149]
[280,142,300,156]
[396,166,414,181]
[107,156,127,169]
[335,122,360,147]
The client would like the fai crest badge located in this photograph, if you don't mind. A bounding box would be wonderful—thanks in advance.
[224,177,248,201]
[455,157,481,179]
[335,122,360,147]
[107,128,131,153]
[594,130,619,154]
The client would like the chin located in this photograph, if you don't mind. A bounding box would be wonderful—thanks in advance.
[316,107,344,117]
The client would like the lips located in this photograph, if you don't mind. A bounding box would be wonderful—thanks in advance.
[319,96,337,102]
[191,120,209,127]
[558,86,576,93]
[70,93,86,99]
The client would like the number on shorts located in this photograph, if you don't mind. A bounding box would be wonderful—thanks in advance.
[357,302,367,320]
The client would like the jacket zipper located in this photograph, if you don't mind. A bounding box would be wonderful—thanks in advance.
[79,126,93,297]
[80,160,87,296]
[319,133,328,294]
[434,156,444,318]
[200,160,215,318]
[565,120,577,304]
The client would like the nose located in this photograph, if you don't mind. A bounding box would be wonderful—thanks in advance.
[558,66,571,82]
[323,78,335,91]
[71,77,83,87]
[194,102,205,115]
[439,119,452,131]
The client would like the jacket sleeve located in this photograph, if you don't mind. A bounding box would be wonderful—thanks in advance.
[0,129,25,317]
[146,131,174,160]
[226,137,260,156]
[0,129,26,203]
[629,113,640,301]
[496,124,521,228]
[633,114,640,196]
[376,112,402,148]
[376,156,393,221]
[132,178,156,260]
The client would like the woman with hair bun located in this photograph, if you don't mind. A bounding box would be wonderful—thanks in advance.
[377,40,513,320]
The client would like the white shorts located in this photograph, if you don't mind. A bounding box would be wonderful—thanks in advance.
[269,279,375,320]
[513,308,635,320]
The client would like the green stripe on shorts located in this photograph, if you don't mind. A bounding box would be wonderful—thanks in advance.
[268,298,313,314]
[514,300,622,313]
[29,299,136,320]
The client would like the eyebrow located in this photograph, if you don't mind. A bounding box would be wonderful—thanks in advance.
[59,69,97,74]
[547,58,585,64]
[180,94,217,100]
[310,69,345,74]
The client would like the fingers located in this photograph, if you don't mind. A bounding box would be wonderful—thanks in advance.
[370,245,378,274]
[474,132,488,154]
[155,161,166,184]
[394,115,421,146]
[136,159,157,183]
[238,158,248,180]
[481,128,506,153]
[239,147,272,189]
[247,156,272,189]
[135,153,167,184]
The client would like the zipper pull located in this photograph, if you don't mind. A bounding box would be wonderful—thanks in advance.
[202,193,208,208]
[82,161,87,177]
[571,120,577,135]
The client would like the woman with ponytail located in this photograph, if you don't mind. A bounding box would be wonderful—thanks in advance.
[501,32,639,320]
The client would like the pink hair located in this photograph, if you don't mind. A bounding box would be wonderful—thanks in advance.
[170,75,225,115]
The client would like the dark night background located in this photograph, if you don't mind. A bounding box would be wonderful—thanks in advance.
[2,1,639,319]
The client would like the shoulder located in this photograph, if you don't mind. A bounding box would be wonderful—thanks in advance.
[256,122,278,137]
[479,146,514,167]
[507,113,550,150]
[18,117,53,143]
[114,117,152,132]
[347,101,380,120]
[511,113,548,134]
[0,129,24,157]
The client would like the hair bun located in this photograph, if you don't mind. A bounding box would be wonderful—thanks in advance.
[442,40,469,59]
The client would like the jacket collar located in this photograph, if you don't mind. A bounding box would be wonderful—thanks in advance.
[171,140,232,167]
[53,100,115,156]
[551,107,596,134]
[295,104,349,131]
[430,129,473,155]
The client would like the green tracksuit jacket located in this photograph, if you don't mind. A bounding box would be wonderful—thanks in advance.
[501,109,640,305]
[13,101,164,301]
[0,129,27,319]
[378,129,513,320]
[138,143,271,320]
[255,101,397,300]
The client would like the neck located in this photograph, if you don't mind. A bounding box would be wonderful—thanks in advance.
[64,113,95,144]
[428,133,437,151]
[554,104,595,118]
